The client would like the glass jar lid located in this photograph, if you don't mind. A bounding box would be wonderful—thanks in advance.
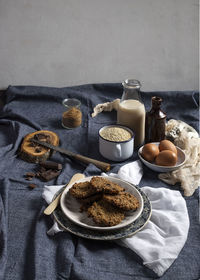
[62,98,81,108]
[122,79,141,89]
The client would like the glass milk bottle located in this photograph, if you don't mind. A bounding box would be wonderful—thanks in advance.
[117,79,145,147]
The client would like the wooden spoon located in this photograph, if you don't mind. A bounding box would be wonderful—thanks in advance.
[44,173,85,215]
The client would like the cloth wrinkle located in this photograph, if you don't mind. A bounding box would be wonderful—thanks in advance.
[43,160,190,277]
[0,85,199,280]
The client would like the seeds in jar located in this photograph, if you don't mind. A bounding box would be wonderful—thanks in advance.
[100,127,132,142]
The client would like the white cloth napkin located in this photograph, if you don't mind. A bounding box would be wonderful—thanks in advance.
[42,160,189,277]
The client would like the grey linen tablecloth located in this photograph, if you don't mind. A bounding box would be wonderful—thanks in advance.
[0,84,199,280]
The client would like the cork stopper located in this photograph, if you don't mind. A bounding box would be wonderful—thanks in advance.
[62,107,82,128]
[152,96,162,108]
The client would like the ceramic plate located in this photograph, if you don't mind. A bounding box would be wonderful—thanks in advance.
[60,176,144,231]
[138,142,186,173]
[53,185,151,240]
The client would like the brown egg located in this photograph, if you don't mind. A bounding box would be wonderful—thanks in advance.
[159,140,177,155]
[141,143,160,162]
[155,150,177,166]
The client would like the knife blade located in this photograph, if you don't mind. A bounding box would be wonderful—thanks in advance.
[31,138,111,172]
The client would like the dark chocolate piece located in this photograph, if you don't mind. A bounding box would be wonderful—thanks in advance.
[28,183,38,189]
[25,172,35,178]
[25,177,33,181]
[35,172,41,178]
[29,142,37,147]
[39,161,62,170]
[40,166,46,173]
[35,148,42,153]
[25,172,36,181]
[34,133,48,141]
[38,169,61,182]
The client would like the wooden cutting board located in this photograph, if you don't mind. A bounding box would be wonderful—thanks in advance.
[19,130,59,163]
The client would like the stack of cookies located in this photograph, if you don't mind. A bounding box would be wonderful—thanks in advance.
[69,176,139,227]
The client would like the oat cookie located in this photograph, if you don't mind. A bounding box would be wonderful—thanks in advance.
[103,192,139,211]
[79,193,103,204]
[79,193,103,212]
[90,176,125,194]
[87,199,125,226]
[69,181,99,199]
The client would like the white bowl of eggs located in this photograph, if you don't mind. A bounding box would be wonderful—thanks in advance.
[138,140,186,173]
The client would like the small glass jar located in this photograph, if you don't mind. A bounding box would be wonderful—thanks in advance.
[62,98,82,129]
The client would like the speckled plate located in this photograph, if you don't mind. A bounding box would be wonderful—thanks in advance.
[60,176,144,231]
[53,185,151,240]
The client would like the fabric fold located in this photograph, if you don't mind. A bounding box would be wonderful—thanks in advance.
[117,186,189,277]
[42,160,190,277]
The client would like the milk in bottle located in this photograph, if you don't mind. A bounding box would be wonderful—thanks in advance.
[117,79,145,147]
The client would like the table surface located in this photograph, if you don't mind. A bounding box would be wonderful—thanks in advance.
[0,84,199,280]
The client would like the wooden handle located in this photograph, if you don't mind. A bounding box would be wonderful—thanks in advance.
[43,173,85,215]
[31,139,111,172]
[73,154,111,172]
[44,193,62,216]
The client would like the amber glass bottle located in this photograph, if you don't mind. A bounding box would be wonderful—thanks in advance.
[145,96,166,143]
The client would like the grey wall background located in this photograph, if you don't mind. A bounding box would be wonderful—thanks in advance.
[0,0,199,91]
